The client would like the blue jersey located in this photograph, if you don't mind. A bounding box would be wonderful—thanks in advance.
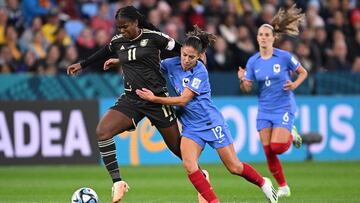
[161,56,225,131]
[245,48,300,114]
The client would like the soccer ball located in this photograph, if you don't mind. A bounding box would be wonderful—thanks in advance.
[71,187,98,203]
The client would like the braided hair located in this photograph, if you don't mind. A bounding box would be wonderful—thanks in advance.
[115,6,160,32]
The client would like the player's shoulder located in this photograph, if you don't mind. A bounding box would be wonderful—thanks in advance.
[143,29,169,38]
[193,60,208,75]
[274,48,291,58]
[110,34,125,42]
[162,56,180,65]
[248,52,260,64]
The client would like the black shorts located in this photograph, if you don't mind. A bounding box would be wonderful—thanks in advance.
[110,94,177,129]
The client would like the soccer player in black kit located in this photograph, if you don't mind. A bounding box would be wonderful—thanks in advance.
[67,6,183,203]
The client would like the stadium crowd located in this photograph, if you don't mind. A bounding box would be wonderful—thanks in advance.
[1,0,360,75]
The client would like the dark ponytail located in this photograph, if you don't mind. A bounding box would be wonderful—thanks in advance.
[115,6,160,31]
[184,25,216,53]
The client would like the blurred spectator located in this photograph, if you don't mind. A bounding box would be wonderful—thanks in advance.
[76,27,96,60]
[28,30,48,60]
[16,50,38,73]
[157,0,172,24]
[348,29,360,62]
[277,38,294,53]
[256,3,275,26]
[57,0,80,19]
[312,26,331,69]
[5,25,22,61]
[305,1,325,28]
[350,8,360,32]
[138,0,157,18]
[295,41,316,73]
[207,36,235,71]
[43,44,61,67]
[0,62,14,73]
[91,2,114,36]
[58,45,78,73]
[326,10,351,41]
[203,0,226,23]
[148,8,162,29]
[41,8,62,44]
[0,8,8,45]
[218,13,237,44]
[6,0,23,33]
[325,40,352,71]
[176,0,205,32]
[352,56,360,72]
[21,0,56,26]
[163,21,179,41]
[53,26,73,58]
[19,16,43,51]
[232,24,256,68]
[0,45,17,67]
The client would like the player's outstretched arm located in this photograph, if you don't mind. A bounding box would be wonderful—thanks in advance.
[136,88,196,107]
[103,58,121,70]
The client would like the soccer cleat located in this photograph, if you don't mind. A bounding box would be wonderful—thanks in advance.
[112,180,129,203]
[198,170,210,203]
[277,185,291,198]
[261,177,278,203]
[292,125,302,148]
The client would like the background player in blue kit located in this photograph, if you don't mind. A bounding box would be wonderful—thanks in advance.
[238,5,308,199]
[136,27,278,203]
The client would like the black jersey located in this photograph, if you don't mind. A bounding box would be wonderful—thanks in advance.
[108,29,177,98]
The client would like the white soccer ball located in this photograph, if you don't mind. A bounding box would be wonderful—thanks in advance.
[71,187,98,203]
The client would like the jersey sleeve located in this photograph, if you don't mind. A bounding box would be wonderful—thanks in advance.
[186,65,209,95]
[286,52,301,71]
[160,59,168,74]
[245,58,255,81]
[153,32,176,51]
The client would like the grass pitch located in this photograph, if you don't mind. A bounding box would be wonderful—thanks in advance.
[0,161,359,203]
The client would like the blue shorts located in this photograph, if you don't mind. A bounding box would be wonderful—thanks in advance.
[256,111,295,132]
[182,124,234,149]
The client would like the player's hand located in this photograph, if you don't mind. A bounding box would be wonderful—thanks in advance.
[237,67,245,80]
[67,63,82,75]
[136,88,155,102]
[283,80,298,91]
[104,58,120,70]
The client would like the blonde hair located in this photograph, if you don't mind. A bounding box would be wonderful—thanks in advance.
[265,4,305,37]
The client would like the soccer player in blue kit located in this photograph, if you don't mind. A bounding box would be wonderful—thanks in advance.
[238,5,308,199]
[136,27,278,203]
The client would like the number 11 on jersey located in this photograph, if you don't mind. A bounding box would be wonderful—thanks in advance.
[128,48,136,61]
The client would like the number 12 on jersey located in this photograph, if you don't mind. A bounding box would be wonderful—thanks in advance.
[128,48,136,61]
[211,126,225,140]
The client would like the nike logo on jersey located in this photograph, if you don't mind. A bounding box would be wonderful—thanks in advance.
[218,138,225,144]
[255,69,260,73]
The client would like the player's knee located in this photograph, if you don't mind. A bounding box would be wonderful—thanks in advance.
[225,161,243,175]
[270,142,290,154]
[182,159,198,174]
[96,126,112,140]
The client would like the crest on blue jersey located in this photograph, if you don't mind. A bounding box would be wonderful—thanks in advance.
[140,39,148,47]
[273,64,280,73]
[182,78,190,87]
[191,78,202,89]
